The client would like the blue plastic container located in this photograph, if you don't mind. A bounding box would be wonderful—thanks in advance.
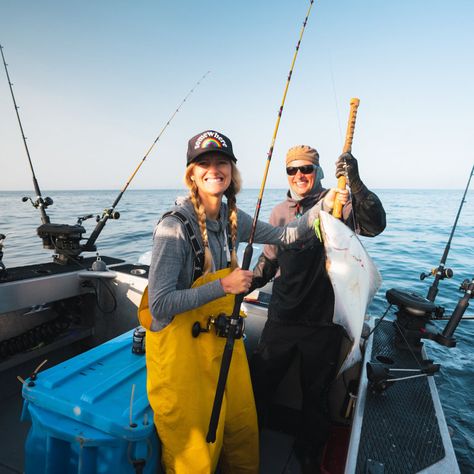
[22,330,161,473]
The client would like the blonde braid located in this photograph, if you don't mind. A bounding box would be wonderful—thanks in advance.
[184,165,214,274]
[225,162,242,270]
[226,191,239,270]
[188,183,213,274]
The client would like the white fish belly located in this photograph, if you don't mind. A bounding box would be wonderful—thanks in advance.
[319,211,382,373]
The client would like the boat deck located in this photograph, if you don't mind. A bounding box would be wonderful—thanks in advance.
[346,319,460,474]
[0,264,460,473]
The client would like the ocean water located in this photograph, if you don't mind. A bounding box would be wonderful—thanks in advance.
[1,188,473,472]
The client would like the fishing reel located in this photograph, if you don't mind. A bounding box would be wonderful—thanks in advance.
[97,208,120,221]
[192,314,245,339]
[420,267,453,281]
[459,278,474,292]
[76,210,120,227]
[22,195,54,210]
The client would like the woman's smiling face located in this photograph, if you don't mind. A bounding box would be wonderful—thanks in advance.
[191,152,232,198]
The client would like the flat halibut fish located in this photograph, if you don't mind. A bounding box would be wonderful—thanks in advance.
[318,210,382,375]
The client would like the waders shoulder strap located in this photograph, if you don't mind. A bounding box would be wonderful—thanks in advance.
[138,210,204,329]
[160,210,205,282]
[161,210,234,278]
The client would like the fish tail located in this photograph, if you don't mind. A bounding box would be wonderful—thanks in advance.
[336,344,362,378]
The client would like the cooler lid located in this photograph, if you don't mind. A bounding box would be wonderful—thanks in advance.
[22,330,154,441]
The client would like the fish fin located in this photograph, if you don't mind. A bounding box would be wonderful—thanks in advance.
[336,344,362,378]
[314,218,323,242]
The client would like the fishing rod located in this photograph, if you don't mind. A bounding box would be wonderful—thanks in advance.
[2,43,208,263]
[206,0,315,443]
[0,44,52,225]
[83,70,210,251]
[368,167,474,392]
[0,234,5,273]
[332,97,360,219]
[421,163,474,302]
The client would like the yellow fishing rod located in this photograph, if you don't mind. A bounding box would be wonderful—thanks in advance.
[83,71,210,251]
[206,0,315,443]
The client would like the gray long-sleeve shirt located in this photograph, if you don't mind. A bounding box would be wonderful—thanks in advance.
[148,196,322,330]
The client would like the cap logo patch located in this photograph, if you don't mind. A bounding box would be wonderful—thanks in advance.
[194,131,228,150]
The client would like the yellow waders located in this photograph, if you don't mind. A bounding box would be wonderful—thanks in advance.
[138,268,259,474]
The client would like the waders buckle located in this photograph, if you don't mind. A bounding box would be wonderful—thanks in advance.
[192,314,245,339]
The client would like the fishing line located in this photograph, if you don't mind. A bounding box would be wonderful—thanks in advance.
[364,304,393,340]
[328,50,343,144]
[206,0,315,444]
[392,319,424,371]
[84,70,211,250]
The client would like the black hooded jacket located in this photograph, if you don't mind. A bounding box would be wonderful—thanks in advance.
[252,184,386,326]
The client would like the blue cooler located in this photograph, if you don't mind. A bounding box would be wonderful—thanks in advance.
[21,330,161,473]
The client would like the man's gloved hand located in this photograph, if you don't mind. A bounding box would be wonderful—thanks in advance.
[335,152,363,194]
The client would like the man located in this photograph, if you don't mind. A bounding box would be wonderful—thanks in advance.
[250,145,386,472]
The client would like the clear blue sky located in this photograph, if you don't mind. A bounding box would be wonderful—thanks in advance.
[1,0,473,191]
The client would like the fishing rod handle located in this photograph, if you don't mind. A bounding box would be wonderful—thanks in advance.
[206,243,254,441]
[441,279,473,339]
[333,98,360,219]
[206,307,239,443]
[343,98,360,154]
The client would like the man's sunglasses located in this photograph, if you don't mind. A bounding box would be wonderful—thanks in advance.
[286,164,316,176]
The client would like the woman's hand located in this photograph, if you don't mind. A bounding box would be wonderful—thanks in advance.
[220,267,254,294]
[323,188,350,211]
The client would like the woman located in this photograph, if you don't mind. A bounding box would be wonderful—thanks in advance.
[139,130,347,473]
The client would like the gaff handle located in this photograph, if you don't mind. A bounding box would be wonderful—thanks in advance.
[333,97,360,219]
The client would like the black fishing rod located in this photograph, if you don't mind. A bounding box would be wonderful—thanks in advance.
[206,0,315,443]
[1,44,52,225]
[2,43,208,263]
[421,163,474,302]
[83,71,210,251]
[0,234,5,273]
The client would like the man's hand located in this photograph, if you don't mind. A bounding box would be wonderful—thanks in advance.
[335,152,363,194]
[323,188,349,211]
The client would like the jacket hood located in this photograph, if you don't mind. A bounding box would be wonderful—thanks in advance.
[286,186,327,209]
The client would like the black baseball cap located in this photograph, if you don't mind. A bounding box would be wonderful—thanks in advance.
[186,130,237,166]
